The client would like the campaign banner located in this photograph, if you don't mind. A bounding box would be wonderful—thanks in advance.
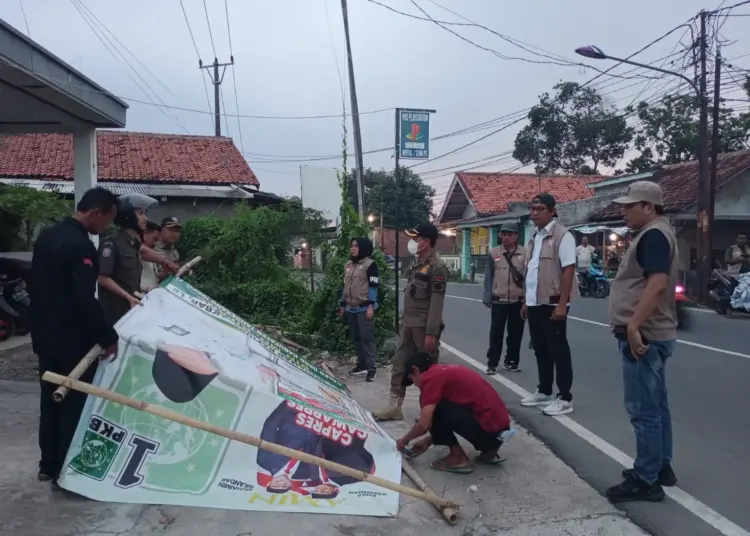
[58,277,401,517]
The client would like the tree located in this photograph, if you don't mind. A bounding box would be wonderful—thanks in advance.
[0,185,71,250]
[345,167,434,228]
[623,93,750,173]
[513,81,633,175]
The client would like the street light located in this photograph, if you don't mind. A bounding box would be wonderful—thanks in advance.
[575,44,711,303]
[367,214,375,223]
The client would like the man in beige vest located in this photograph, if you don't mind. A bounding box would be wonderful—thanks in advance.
[339,237,379,382]
[520,193,577,416]
[373,223,448,421]
[482,223,526,374]
[606,181,678,503]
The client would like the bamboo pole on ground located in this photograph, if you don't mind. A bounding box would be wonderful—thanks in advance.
[402,459,458,524]
[41,372,460,515]
[52,345,103,402]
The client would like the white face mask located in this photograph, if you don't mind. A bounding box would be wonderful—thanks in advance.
[407,239,419,255]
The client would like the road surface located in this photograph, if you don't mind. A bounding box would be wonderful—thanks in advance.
[397,280,750,536]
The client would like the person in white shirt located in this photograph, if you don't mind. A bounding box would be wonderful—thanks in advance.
[520,193,577,416]
[140,221,162,292]
[576,236,596,273]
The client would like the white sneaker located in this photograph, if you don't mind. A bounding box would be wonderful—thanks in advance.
[542,398,574,416]
[520,391,554,407]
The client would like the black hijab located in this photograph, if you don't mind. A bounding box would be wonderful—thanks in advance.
[350,237,374,262]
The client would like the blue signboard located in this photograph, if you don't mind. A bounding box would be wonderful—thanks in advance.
[399,110,430,159]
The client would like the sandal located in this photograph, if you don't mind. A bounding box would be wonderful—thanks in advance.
[429,458,473,474]
[475,453,506,466]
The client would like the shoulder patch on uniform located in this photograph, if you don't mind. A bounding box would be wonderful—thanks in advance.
[431,277,446,294]
[101,247,112,258]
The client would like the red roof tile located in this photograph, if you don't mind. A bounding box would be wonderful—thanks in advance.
[0,131,259,187]
[456,172,600,216]
[590,149,750,221]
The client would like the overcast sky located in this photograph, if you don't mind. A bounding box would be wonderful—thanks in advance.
[4,0,749,204]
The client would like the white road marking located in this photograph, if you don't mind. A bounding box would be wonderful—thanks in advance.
[440,341,750,536]
[445,294,750,361]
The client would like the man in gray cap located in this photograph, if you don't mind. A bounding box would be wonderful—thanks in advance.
[483,223,526,374]
[606,181,678,503]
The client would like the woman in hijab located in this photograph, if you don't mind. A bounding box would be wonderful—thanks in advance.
[339,237,379,382]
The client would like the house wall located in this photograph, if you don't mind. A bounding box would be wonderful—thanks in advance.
[714,169,750,217]
[461,204,478,220]
[373,228,456,257]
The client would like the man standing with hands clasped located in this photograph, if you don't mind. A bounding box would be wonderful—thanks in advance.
[373,223,449,422]
[606,181,678,503]
[483,223,526,374]
[520,193,578,416]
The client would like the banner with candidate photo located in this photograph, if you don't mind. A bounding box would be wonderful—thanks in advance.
[59,277,401,517]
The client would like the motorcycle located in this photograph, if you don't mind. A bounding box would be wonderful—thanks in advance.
[675,284,691,330]
[0,276,31,339]
[707,269,741,316]
[577,259,610,298]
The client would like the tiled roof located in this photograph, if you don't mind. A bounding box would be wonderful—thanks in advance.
[456,172,600,216]
[589,149,750,221]
[0,131,259,186]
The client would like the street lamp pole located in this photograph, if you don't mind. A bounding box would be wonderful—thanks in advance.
[575,38,712,303]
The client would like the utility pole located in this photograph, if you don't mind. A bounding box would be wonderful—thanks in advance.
[709,46,722,270]
[394,108,401,334]
[340,0,366,221]
[696,10,711,304]
[199,57,234,137]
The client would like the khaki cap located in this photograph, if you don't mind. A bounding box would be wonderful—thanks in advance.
[613,181,664,206]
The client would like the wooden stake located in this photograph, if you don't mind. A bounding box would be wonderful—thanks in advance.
[402,459,458,524]
[52,345,102,402]
[41,372,461,515]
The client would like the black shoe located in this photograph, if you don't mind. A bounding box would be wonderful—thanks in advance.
[349,366,367,377]
[605,474,665,503]
[365,370,376,382]
[37,471,54,482]
[486,366,497,375]
[622,464,677,487]
[504,362,521,372]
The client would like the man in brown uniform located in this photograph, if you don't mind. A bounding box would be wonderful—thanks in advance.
[373,223,449,422]
[482,223,526,374]
[606,181,678,503]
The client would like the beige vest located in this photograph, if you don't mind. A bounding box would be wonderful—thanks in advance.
[526,221,579,305]
[609,217,678,341]
[343,257,374,307]
[489,245,526,302]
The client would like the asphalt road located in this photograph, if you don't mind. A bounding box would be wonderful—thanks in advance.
[397,280,750,536]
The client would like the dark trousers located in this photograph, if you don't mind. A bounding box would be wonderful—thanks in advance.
[486,302,524,367]
[38,355,97,479]
[527,305,573,401]
[346,311,377,373]
[430,400,504,454]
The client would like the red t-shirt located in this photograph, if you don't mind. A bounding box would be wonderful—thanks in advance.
[419,364,510,433]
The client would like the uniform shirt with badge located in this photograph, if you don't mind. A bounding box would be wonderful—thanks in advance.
[98,228,143,324]
[402,253,449,336]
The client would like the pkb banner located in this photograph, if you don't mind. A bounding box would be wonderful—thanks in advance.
[59,277,401,516]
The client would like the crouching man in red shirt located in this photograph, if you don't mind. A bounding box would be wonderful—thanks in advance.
[395,352,511,474]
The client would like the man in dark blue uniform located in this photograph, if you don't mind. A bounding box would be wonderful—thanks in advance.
[30,187,121,485]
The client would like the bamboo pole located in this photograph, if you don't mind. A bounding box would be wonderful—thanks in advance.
[41,372,461,514]
[52,345,103,402]
[176,256,202,277]
[402,459,458,524]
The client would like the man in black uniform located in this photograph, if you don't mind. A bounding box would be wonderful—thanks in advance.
[98,194,175,325]
[31,187,120,484]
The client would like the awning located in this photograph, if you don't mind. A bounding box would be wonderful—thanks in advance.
[572,224,629,236]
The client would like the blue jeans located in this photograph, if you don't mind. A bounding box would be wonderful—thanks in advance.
[619,338,675,485]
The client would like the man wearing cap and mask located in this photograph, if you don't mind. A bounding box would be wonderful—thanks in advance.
[520,193,578,417]
[373,223,449,422]
[483,223,526,374]
[606,181,678,503]
[155,216,182,266]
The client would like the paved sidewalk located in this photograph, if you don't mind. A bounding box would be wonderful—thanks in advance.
[0,364,647,536]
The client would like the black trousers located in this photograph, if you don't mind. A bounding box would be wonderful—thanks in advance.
[527,306,573,402]
[486,302,525,367]
[429,400,504,454]
[38,355,97,479]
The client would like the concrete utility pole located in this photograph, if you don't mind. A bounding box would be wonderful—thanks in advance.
[340,0,366,221]
[696,10,712,304]
[200,57,234,137]
[709,46,722,252]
